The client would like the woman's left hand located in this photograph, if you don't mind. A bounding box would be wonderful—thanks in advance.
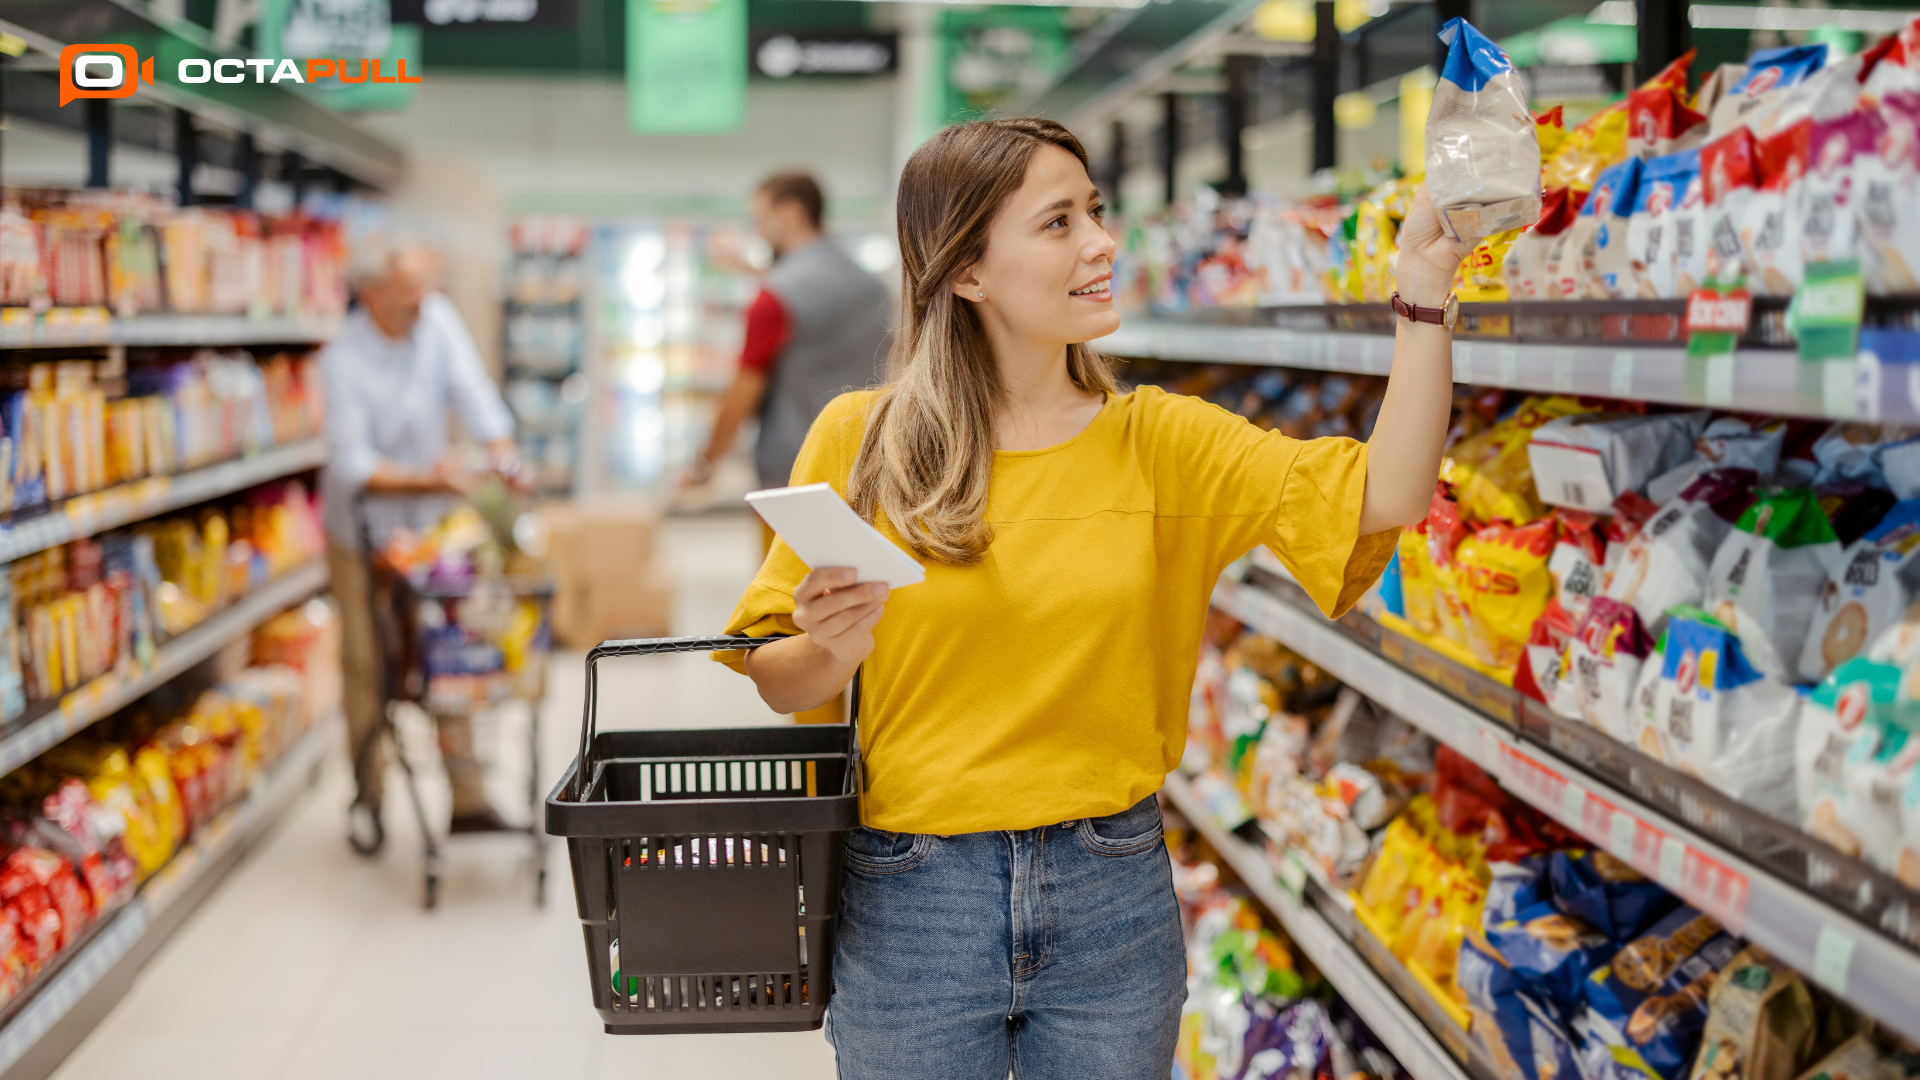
[1393,186,1471,309]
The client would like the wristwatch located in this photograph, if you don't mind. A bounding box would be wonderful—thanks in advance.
[1391,291,1459,330]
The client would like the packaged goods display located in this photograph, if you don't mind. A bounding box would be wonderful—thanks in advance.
[0,191,346,319]
[1184,618,1916,1080]
[0,351,321,515]
[2,480,323,722]
[1167,803,1412,1080]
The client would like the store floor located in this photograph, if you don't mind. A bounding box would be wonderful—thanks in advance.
[50,513,838,1080]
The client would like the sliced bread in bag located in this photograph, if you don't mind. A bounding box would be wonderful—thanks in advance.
[1426,18,1543,244]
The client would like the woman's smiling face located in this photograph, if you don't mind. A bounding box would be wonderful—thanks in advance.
[955,143,1120,348]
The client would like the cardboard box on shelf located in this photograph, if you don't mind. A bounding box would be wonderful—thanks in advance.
[552,570,673,649]
[536,499,671,648]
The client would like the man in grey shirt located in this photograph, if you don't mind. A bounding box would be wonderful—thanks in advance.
[688,171,890,497]
[322,243,522,849]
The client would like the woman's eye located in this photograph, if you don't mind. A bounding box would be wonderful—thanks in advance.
[1046,216,1069,229]
[1091,204,1106,221]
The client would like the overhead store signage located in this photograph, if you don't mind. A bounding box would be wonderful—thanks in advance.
[626,0,746,134]
[392,0,580,27]
[750,31,895,79]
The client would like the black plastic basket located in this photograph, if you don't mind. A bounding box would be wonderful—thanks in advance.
[545,636,861,1034]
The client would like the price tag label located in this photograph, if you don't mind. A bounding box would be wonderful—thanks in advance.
[1706,352,1737,406]
[1608,809,1637,861]
[1498,346,1519,387]
[1822,358,1860,419]
[1658,836,1686,889]
[1561,783,1587,824]
[1813,925,1856,995]
[1360,337,1381,374]
[1454,342,1474,384]
[1610,351,1635,397]
[1554,348,1576,392]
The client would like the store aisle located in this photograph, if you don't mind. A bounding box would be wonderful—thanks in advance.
[49,514,837,1080]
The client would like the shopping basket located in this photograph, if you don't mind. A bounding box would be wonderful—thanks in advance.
[545,636,860,1035]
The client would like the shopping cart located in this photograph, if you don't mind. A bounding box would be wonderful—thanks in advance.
[545,637,860,1034]
[351,495,554,909]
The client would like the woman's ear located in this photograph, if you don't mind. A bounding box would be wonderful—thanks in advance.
[950,265,983,304]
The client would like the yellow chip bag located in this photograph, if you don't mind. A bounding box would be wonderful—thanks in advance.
[1454,517,1559,671]
[1536,105,1568,164]
[1453,228,1522,302]
[1441,395,1597,525]
[1398,526,1440,637]
[1356,200,1399,302]
[1542,104,1629,194]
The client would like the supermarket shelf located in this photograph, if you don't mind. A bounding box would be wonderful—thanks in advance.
[1210,573,1920,1043]
[1097,320,1916,423]
[0,315,342,350]
[1162,772,1475,1080]
[0,561,329,780]
[0,713,339,1080]
[0,438,327,566]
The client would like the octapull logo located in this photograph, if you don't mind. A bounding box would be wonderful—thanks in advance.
[60,44,156,106]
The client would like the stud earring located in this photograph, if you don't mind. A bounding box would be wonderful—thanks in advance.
[977,290,985,299]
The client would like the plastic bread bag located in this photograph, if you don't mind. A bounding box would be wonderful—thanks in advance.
[1859,92,1920,295]
[1547,849,1680,943]
[1705,487,1845,679]
[1646,609,1801,820]
[1701,128,1762,287]
[1577,157,1645,298]
[1659,156,1710,296]
[1685,946,1818,1080]
[1583,906,1740,1080]
[1795,656,1906,865]
[1507,187,1584,300]
[1708,44,1829,138]
[1802,110,1884,269]
[1741,119,1813,298]
[1426,18,1544,245]
[1455,517,1558,671]
[1605,468,1761,636]
[1797,499,1920,682]
[1625,152,1699,297]
[1566,597,1660,742]
[1483,901,1616,1017]
[1628,85,1708,161]
[1529,410,1708,514]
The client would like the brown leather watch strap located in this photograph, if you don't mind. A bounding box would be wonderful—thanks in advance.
[1391,292,1446,324]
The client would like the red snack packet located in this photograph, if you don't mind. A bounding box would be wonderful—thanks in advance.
[1628,86,1708,160]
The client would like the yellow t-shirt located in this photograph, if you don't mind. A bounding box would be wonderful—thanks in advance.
[716,385,1396,835]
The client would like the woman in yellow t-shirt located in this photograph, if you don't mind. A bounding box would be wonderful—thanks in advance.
[718,118,1468,1077]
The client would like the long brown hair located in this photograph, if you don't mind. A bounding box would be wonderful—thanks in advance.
[848,118,1118,564]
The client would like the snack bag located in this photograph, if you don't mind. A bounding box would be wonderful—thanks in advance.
[1742,119,1814,297]
[1426,18,1543,244]
[1745,50,1871,143]
[1860,91,1920,295]
[1566,597,1660,742]
[1693,64,1749,119]
[1791,1036,1909,1080]
[1483,902,1616,1016]
[1577,157,1645,298]
[1887,428,1920,499]
[1506,187,1583,300]
[1628,86,1708,161]
[1624,152,1698,297]
[1647,610,1801,820]
[1355,189,1403,302]
[1537,105,1568,161]
[1797,499,1920,682]
[1528,410,1708,514]
[1400,522,1442,637]
[1811,421,1906,489]
[1709,44,1829,137]
[1802,110,1884,268]
[1455,229,1522,301]
[1583,907,1741,1080]
[1795,656,1905,862]
[1484,856,1547,926]
[1660,156,1710,296]
[1548,510,1607,623]
[1456,517,1558,670]
[1686,946,1818,1080]
[1545,105,1630,194]
[1548,849,1680,943]
[1457,931,1581,1080]
[1605,469,1761,636]
[1702,128,1763,286]
[1443,396,1599,526]
[1518,601,1580,712]
[1705,488,1845,680]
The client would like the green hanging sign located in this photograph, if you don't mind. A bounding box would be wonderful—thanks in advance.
[626,0,747,134]
[257,0,420,112]
[1787,260,1866,362]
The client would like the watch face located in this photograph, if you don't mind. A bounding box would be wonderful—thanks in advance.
[1442,293,1460,330]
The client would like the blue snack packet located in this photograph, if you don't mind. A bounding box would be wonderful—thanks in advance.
[1485,902,1617,1017]
[1547,849,1680,943]
[1726,44,1829,101]
[1583,906,1739,1080]
[1484,856,1548,927]
[1460,929,1582,1080]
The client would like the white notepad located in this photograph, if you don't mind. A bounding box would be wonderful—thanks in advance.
[744,483,926,588]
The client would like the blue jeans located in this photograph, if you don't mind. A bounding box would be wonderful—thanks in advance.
[825,795,1187,1080]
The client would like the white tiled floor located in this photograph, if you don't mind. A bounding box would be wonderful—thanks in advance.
[50,513,839,1080]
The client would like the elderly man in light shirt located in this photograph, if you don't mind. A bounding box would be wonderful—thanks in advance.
[322,242,522,852]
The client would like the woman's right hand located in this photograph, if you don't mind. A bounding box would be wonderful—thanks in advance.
[792,568,889,666]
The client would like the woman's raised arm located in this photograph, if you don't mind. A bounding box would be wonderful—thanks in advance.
[1356,186,1471,536]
